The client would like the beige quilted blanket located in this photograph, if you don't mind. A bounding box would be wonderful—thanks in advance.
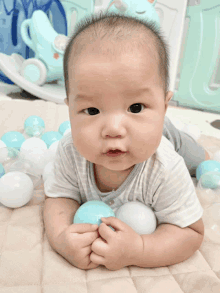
[0,99,220,293]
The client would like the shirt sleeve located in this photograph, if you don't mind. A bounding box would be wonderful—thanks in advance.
[44,139,82,205]
[150,156,203,228]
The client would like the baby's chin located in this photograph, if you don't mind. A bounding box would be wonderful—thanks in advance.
[94,161,136,173]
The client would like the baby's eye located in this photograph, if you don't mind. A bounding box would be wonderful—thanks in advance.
[83,107,100,115]
[129,103,145,113]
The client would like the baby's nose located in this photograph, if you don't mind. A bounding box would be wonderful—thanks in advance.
[102,122,126,138]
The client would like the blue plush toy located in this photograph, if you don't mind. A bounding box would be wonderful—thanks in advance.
[107,0,160,30]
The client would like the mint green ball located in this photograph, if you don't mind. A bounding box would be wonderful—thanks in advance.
[24,115,45,137]
[74,200,115,226]
[1,131,25,151]
[41,131,62,148]
[196,160,220,181]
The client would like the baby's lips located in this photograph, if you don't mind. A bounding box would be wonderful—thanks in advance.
[104,148,126,154]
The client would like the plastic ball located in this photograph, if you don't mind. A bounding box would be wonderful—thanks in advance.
[0,171,34,208]
[0,163,5,178]
[59,121,71,136]
[20,137,47,155]
[43,161,54,182]
[24,115,45,137]
[203,203,220,243]
[0,146,20,165]
[9,156,42,189]
[49,141,59,159]
[115,201,157,235]
[196,160,220,181]
[41,131,62,148]
[0,147,20,175]
[196,171,220,209]
[74,200,115,226]
[1,131,25,151]
[198,171,220,189]
[63,128,71,136]
[0,140,8,163]
[18,148,49,176]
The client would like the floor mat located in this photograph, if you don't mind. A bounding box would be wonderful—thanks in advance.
[167,106,220,140]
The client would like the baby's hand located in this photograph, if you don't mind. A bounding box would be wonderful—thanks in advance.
[90,217,143,271]
[56,223,100,270]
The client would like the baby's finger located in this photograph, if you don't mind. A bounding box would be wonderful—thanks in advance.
[78,230,99,247]
[80,245,92,257]
[86,262,99,270]
[71,223,98,234]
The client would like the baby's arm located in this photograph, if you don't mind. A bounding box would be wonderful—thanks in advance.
[43,196,99,269]
[135,218,204,268]
[43,196,80,250]
[90,217,204,270]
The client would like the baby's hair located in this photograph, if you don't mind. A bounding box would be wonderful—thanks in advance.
[64,12,170,100]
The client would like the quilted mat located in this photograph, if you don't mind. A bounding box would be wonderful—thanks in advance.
[0,99,220,293]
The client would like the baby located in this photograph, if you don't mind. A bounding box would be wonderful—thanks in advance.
[43,12,210,271]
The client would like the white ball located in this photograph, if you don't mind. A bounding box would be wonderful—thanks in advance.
[0,171,34,208]
[115,202,157,235]
[0,140,8,163]
[63,128,71,136]
[44,141,59,164]
[19,147,48,176]
[20,137,47,153]
[43,161,54,182]
[9,158,42,189]
[213,151,220,162]
[20,137,48,174]
[49,141,59,157]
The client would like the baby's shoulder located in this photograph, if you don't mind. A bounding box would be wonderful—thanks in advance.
[59,131,73,147]
[154,135,184,172]
[57,132,77,157]
[58,132,86,165]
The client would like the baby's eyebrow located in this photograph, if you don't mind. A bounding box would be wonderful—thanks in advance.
[74,88,152,102]
[74,94,94,102]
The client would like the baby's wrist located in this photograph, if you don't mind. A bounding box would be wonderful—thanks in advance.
[128,234,145,267]
[51,224,69,250]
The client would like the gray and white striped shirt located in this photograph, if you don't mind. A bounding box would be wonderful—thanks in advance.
[44,132,203,228]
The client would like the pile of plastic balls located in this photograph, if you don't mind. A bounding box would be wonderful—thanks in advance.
[0,115,71,208]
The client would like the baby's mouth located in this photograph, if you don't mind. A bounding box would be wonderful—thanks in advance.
[105,149,127,157]
[108,149,122,153]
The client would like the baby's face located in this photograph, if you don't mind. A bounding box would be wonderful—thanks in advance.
[66,48,172,172]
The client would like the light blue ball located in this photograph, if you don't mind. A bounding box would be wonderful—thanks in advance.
[196,160,220,181]
[0,163,5,178]
[41,131,62,148]
[59,121,71,136]
[199,171,220,189]
[74,200,115,226]
[1,131,25,151]
[24,115,45,137]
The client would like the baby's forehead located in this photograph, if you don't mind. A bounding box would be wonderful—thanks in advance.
[69,28,158,64]
[69,46,158,77]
